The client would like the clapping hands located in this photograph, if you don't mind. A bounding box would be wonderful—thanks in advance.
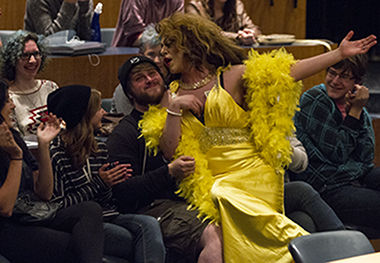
[37,113,62,146]
[99,162,132,187]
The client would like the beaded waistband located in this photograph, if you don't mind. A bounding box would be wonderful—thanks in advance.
[199,127,250,152]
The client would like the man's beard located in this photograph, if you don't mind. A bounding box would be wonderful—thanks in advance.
[132,85,165,106]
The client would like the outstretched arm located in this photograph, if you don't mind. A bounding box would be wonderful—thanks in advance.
[290,31,377,81]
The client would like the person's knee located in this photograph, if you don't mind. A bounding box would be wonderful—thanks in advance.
[137,215,161,230]
[76,201,103,219]
[287,181,319,199]
[81,201,103,214]
[200,224,222,248]
[198,224,223,263]
[103,223,134,244]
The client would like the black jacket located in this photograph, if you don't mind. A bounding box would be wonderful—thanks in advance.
[107,109,178,213]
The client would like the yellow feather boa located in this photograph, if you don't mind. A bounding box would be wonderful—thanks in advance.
[139,48,302,224]
[244,48,302,173]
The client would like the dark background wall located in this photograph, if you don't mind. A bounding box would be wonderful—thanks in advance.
[306,0,380,43]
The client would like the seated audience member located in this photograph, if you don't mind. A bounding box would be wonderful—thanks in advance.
[107,56,223,263]
[47,85,166,263]
[285,136,345,232]
[186,0,261,45]
[293,54,380,232]
[111,24,168,115]
[0,30,58,137]
[111,0,184,47]
[0,80,105,263]
[24,0,93,40]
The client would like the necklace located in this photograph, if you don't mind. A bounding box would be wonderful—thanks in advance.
[179,73,215,90]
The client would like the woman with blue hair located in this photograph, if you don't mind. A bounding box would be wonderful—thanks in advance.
[0,30,58,137]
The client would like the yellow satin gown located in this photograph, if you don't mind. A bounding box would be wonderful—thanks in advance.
[180,80,308,262]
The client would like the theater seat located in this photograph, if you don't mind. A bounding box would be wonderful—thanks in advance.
[288,230,374,263]
[0,30,16,46]
[101,28,115,47]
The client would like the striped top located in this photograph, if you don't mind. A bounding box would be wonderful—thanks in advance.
[50,135,119,218]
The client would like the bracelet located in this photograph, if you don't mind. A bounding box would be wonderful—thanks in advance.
[10,158,23,161]
[166,108,182,117]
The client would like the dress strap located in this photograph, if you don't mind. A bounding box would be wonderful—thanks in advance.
[216,65,230,90]
[219,71,225,89]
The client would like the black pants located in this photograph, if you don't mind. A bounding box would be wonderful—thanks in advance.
[0,201,104,263]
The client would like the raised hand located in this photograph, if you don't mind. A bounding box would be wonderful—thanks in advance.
[338,31,377,59]
[347,84,369,110]
[37,113,61,146]
[99,162,132,187]
[0,122,22,159]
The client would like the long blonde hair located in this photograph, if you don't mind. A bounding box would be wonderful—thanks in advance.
[61,89,101,168]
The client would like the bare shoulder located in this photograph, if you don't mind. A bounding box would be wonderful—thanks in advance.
[222,64,246,106]
[223,64,246,86]
[226,64,246,75]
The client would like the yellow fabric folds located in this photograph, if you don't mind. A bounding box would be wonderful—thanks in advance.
[139,49,308,262]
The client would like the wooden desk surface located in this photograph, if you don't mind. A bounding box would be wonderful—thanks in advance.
[328,252,380,263]
[37,47,139,98]
[36,44,330,98]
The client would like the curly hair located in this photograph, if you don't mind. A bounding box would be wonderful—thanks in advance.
[207,0,239,32]
[330,54,368,84]
[138,24,161,54]
[157,12,246,72]
[0,30,47,81]
[61,89,101,169]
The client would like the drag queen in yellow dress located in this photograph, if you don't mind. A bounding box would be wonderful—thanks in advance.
[139,13,376,262]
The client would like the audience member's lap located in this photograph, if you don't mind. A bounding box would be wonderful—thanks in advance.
[0,219,72,263]
[321,171,380,230]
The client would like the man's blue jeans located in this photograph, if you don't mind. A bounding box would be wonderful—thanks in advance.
[104,214,165,263]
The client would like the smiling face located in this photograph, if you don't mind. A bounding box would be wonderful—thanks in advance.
[161,38,186,74]
[325,67,356,104]
[129,63,166,109]
[15,40,41,80]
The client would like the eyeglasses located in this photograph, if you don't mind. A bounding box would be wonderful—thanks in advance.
[20,51,41,61]
[327,68,355,81]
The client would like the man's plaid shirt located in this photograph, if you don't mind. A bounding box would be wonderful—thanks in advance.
[293,84,375,192]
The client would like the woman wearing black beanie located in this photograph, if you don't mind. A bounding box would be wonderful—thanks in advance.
[48,85,166,263]
[0,80,105,263]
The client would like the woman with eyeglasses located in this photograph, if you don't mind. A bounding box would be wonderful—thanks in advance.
[0,30,58,137]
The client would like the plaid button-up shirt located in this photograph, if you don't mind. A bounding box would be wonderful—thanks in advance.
[293,84,374,192]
